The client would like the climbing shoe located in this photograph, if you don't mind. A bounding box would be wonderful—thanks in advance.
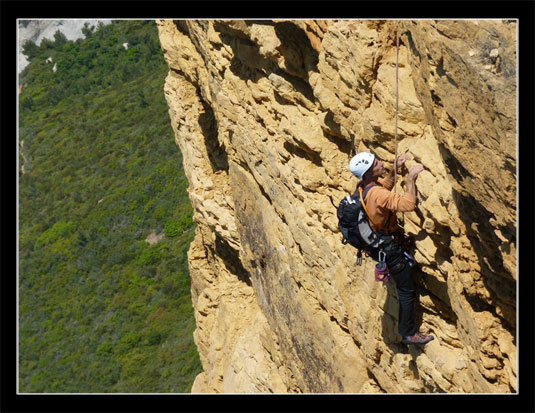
[402,332,434,345]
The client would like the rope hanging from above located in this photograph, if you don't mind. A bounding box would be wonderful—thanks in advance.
[394,26,406,229]
[393,27,400,193]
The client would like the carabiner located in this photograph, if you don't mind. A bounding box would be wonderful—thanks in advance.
[378,250,386,263]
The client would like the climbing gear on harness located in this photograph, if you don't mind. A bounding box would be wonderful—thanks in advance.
[392,230,416,268]
[402,332,434,345]
[337,184,389,265]
[403,250,416,268]
[381,235,408,272]
[349,152,375,179]
[374,250,390,282]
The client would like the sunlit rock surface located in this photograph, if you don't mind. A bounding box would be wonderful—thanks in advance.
[157,19,516,393]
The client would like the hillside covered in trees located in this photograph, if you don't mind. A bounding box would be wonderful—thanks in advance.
[18,20,202,393]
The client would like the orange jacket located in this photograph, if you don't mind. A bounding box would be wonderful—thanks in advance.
[360,174,417,233]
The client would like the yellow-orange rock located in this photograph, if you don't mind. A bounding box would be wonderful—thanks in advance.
[157,19,516,393]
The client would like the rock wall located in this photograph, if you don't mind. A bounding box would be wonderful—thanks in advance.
[157,19,516,393]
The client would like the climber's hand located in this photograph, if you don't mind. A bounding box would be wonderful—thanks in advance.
[408,164,425,179]
[395,152,410,169]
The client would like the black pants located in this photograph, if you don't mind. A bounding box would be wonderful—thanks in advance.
[379,236,418,337]
[389,260,417,338]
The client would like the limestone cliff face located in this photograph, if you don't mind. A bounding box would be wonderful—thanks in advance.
[157,20,516,393]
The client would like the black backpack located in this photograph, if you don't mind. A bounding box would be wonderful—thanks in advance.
[336,184,388,265]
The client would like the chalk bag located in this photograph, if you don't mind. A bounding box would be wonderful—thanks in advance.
[375,250,390,282]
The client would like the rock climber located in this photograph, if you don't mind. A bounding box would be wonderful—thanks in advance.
[349,151,434,345]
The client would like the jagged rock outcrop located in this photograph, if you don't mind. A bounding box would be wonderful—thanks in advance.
[157,19,516,393]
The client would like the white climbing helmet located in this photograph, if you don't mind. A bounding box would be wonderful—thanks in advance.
[349,152,375,179]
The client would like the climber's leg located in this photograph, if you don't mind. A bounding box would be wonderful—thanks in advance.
[389,261,417,338]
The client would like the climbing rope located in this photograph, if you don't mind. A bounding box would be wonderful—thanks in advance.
[394,26,406,230]
[393,27,400,193]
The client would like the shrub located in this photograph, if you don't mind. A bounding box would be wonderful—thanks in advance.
[35,220,76,248]
[97,341,113,355]
[164,215,193,238]
[147,330,163,345]
[137,248,161,267]
[117,332,141,354]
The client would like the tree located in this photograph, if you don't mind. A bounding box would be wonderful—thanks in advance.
[81,22,94,38]
[53,30,68,47]
[22,40,40,60]
[40,38,55,52]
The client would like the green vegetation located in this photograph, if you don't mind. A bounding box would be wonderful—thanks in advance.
[18,20,202,393]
